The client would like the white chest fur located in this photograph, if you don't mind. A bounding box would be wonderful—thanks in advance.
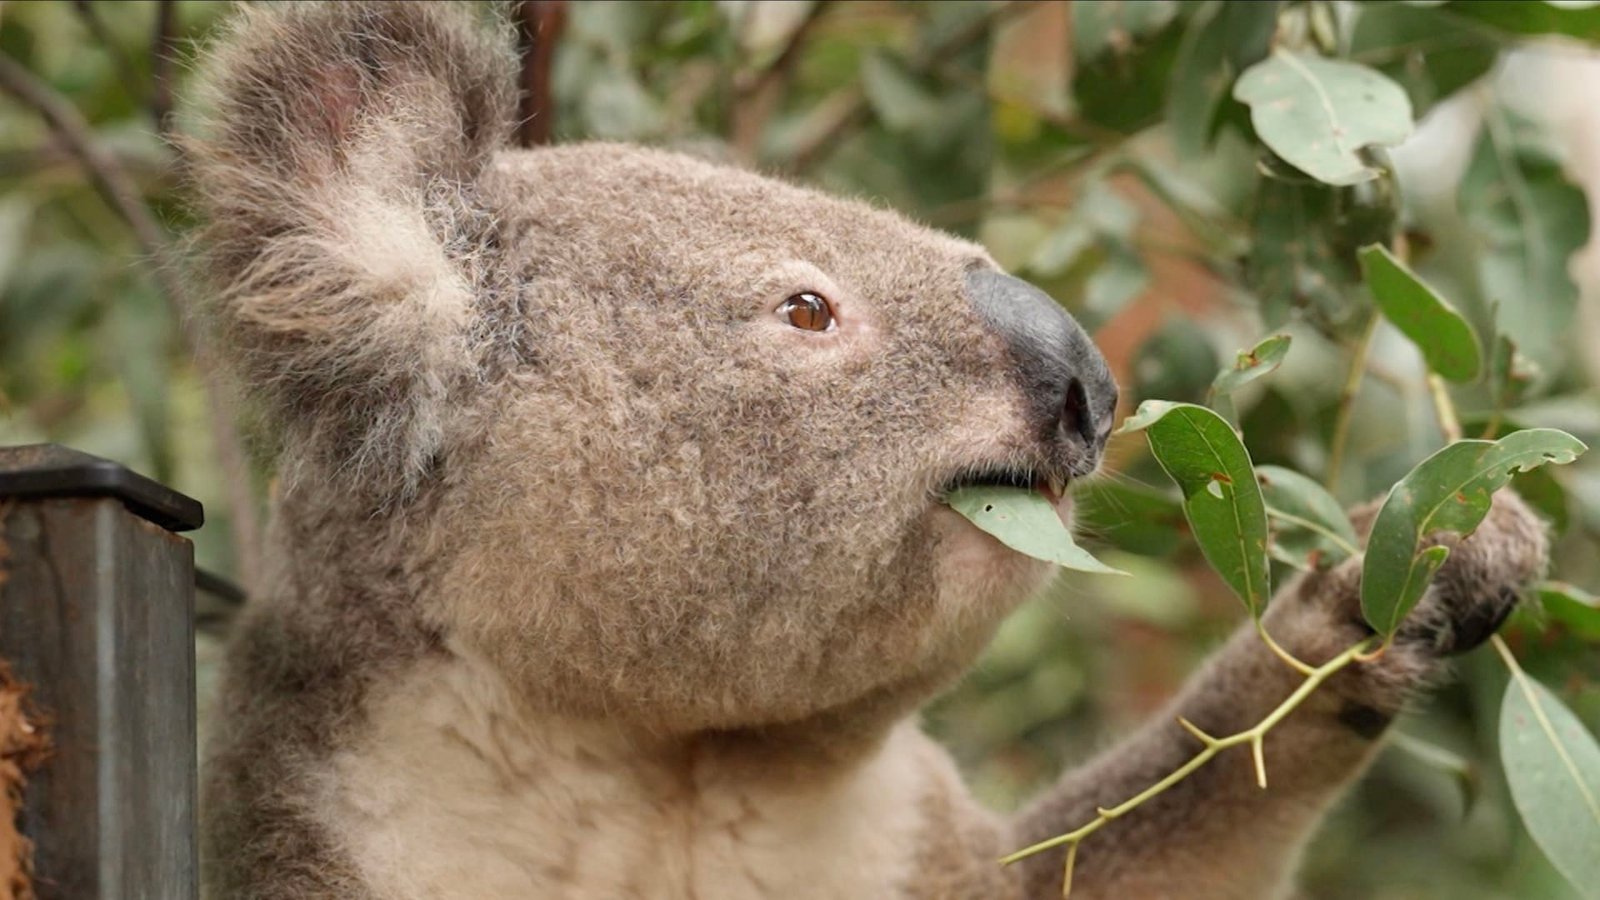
[313,651,934,899]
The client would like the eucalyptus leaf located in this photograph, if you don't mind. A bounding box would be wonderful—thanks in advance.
[1073,480,1188,557]
[946,487,1127,575]
[1359,244,1482,382]
[1535,581,1600,641]
[1211,334,1292,398]
[1460,108,1591,369]
[1361,429,1587,636]
[1233,49,1414,186]
[861,51,942,134]
[1350,3,1498,116]
[1073,0,1179,64]
[1499,671,1600,900]
[1118,400,1272,616]
[1167,0,1280,156]
[1489,332,1541,412]
[1257,465,1359,570]
[1445,0,1600,41]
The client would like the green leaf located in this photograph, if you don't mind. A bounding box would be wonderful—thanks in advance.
[1444,0,1600,42]
[946,487,1127,575]
[1489,331,1541,412]
[1166,0,1280,156]
[860,51,942,134]
[1233,49,1414,186]
[1073,480,1188,557]
[1388,730,1482,816]
[1133,320,1222,406]
[1535,581,1600,641]
[1084,245,1149,319]
[1072,8,1186,134]
[1211,334,1292,398]
[1361,430,1588,636]
[1242,177,1392,332]
[1499,670,1600,900]
[1073,0,1179,64]
[1350,3,1499,116]
[1358,244,1482,382]
[1257,465,1359,570]
[1118,401,1272,616]
[1459,108,1591,369]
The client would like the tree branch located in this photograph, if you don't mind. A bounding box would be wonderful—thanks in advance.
[0,50,263,596]
[151,0,178,136]
[514,0,566,147]
[728,0,833,163]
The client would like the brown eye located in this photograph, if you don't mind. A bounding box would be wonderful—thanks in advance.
[777,292,835,332]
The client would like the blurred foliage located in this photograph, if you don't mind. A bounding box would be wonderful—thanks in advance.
[4,1,1600,897]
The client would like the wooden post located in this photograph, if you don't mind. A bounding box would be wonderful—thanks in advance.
[0,444,201,900]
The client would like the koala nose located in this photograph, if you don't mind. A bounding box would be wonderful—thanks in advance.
[965,269,1117,463]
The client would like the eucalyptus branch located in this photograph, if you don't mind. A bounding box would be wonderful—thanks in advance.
[0,50,263,595]
[729,0,833,162]
[1326,313,1379,493]
[1000,636,1378,895]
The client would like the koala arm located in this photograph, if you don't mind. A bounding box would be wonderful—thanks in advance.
[1002,491,1547,899]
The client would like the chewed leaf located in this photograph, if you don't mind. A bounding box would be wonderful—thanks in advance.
[1120,401,1272,617]
[1359,244,1482,382]
[1257,465,1359,571]
[946,487,1127,575]
[1499,672,1600,899]
[1211,334,1292,398]
[1234,49,1413,186]
[1361,429,1587,636]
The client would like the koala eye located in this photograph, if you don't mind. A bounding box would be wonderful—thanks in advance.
[777,292,835,332]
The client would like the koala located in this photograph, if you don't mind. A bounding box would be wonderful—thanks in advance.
[188,3,1548,898]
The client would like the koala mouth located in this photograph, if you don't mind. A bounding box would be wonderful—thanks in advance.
[942,466,1067,505]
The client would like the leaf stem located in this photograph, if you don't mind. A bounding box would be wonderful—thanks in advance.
[999,637,1377,888]
[1427,373,1464,442]
[1255,619,1317,677]
[1326,314,1379,493]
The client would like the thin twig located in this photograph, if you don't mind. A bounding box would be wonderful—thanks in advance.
[1428,374,1464,443]
[514,0,566,147]
[70,0,142,101]
[1326,313,1379,493]
[728,0,833,163]
[151,0,178,136]
[999,637,1377,896]
[998,634,1376,890]
[0,50,263,595]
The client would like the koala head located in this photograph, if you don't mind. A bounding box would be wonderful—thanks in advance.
[191,1,1116,734]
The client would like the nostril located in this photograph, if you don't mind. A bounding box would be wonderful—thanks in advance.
[1062,378,1094,447]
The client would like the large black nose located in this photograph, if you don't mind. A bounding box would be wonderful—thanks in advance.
[966,269,1117,462]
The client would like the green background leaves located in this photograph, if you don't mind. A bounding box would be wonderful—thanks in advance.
[1234,50,1413,185]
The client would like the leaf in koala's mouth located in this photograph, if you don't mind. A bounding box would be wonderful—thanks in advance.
[945,486,1127,575]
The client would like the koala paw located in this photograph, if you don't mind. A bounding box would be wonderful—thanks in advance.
[1267,490,1549,713]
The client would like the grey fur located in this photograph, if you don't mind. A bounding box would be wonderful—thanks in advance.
[187,3,1550,898]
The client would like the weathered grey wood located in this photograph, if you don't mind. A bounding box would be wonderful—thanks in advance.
[0,444,199,900]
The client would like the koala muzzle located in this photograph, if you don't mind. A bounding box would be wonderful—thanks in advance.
[966,270,1117,472]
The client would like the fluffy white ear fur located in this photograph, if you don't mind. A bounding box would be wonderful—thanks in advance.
[187,1,517,496]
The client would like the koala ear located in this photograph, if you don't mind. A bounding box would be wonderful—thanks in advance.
[186,0,518,497]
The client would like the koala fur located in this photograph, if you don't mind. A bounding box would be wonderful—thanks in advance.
[189,3,1550,898]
